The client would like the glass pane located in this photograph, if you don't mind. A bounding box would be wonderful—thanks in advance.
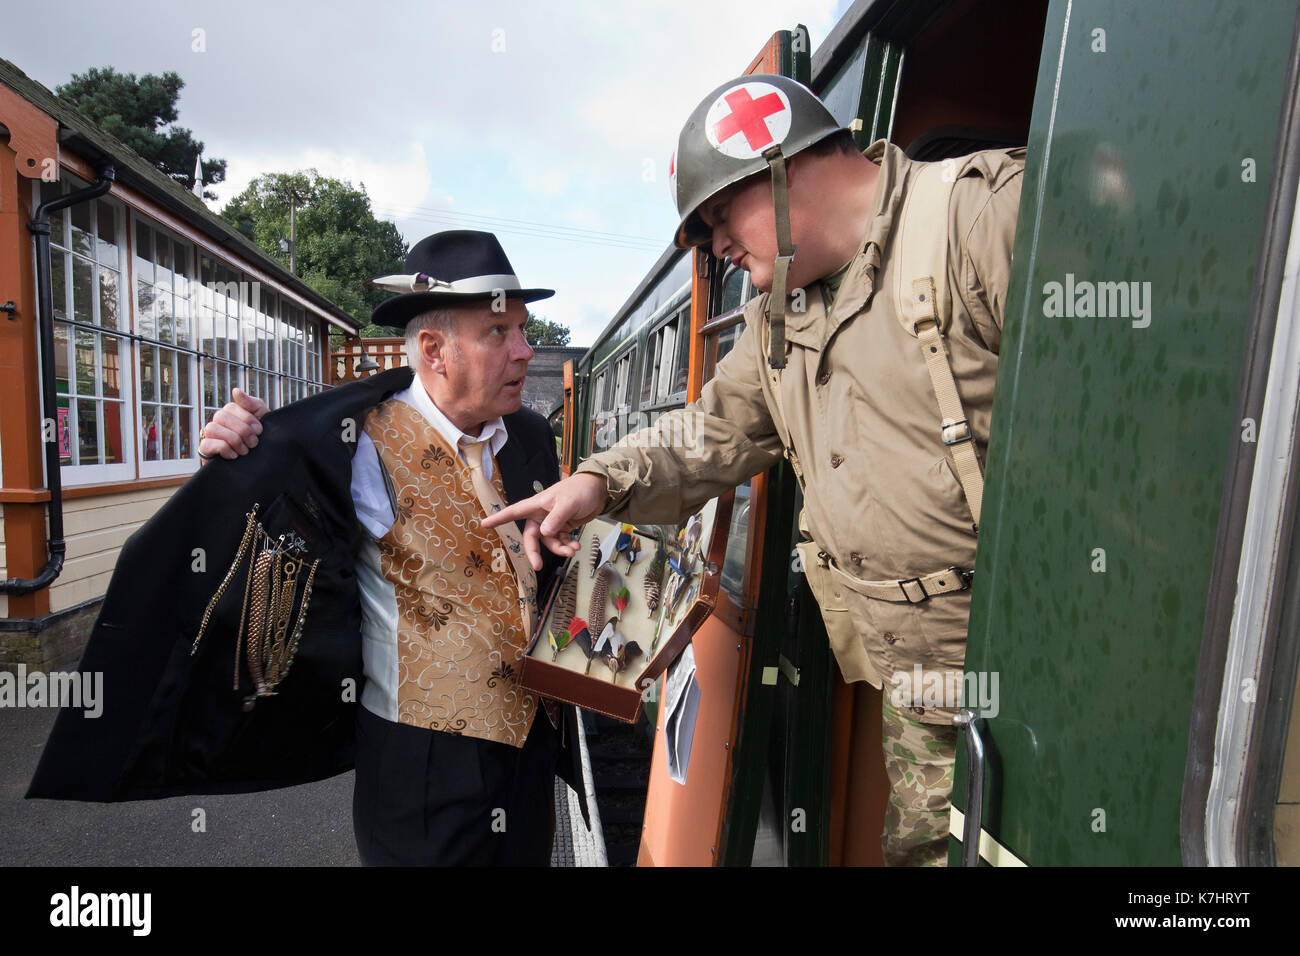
[53,322,70,396]
[140,344,156,402]
[673,312,691,394]
[656,325,675,402]
[72,257,93,324]
[199,304,215,355]
[134,221,152,282]
[203,357,215,409]
[74,327,96,395]
[173,242,190,296]
[142,404,159,460]
[103,399,124,464]
[102,336,121,399]
[157,293,172,344]
[77,398,100,465]
[161,405,176,459]
[201,255,215,285]
[721,480,752,598]
[51,253,68,321]
[721,267,745,313]
[57,396,71,465]
[41,182,65,247]
[717,322,740,364]
[177,403,192,459]
[155,235,172,291]
[98,269,119,330]
[161,349,176,403]
[178,354,191,408]
[96,201,118,266]
[70,200,93,256]
[173,295,190,347]
[136,279,155,338]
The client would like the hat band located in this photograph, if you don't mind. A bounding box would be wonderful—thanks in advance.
[371,272,524,295]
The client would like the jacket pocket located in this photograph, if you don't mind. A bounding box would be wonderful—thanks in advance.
[796,540,877,685]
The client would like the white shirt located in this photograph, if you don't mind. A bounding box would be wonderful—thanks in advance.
[350,375,509,721]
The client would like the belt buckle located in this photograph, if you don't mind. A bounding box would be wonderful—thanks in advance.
[898,577,929,603]
[948,565,974,590]
[942,419,972,446]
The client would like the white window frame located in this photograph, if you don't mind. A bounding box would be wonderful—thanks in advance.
[33,178,137,486]
[132,212,201,479]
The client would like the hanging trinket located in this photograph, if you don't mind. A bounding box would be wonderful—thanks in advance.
[191,504,322,711]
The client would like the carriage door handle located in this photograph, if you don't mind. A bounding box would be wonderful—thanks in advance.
[952,708,986,867]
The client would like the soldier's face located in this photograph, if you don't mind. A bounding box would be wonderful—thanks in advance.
[700,176,779,291]
[422,299,534,429]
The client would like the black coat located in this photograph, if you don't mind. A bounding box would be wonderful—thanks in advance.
[26,366,589,827]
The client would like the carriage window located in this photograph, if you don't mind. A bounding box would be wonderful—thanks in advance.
[671,308,691,395]
[640,331,660,405]
[703,321,742,384]
[612,348,635,409]
[593,370,607,413]
[720,479,753,599]
[720,266,746,314]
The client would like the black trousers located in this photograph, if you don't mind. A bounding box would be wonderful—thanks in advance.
[352,704,559,866]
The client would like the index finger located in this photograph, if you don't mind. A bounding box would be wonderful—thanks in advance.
[483,494,547,529]
[231,387,269,418]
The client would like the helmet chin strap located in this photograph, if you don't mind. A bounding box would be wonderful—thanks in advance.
[762,145,795,370]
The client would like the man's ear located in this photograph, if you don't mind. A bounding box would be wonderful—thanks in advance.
[421,327,448,375]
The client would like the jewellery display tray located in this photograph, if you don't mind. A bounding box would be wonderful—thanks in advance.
[520,495,733,723]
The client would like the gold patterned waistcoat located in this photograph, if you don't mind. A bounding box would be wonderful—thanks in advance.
[363,398,537,747]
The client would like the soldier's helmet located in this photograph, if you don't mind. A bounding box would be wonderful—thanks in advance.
[671,74,841,249]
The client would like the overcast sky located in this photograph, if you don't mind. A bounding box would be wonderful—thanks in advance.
[4,0,852,345]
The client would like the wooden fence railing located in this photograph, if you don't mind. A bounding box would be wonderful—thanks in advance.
[329,337,407,385]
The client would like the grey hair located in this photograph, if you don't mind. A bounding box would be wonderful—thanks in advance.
[404,308,457,367]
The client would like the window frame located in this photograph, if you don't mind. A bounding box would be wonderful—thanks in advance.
[35,177,137,486]
[132,212,201,479]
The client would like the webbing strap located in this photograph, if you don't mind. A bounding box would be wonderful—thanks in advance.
[895,159,985,531]
[820,550,972,604]
[763,145,794,370]
[915,300,984,530]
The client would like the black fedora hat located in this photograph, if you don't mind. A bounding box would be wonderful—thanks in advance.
[369,230,554,329]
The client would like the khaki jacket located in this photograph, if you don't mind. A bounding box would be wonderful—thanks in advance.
[577,140,1024,725]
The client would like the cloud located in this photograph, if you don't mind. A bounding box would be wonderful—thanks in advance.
[209,142,436,219]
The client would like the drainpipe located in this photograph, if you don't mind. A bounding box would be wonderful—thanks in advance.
[1,166,115,595]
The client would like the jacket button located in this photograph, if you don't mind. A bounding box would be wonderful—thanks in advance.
[850,552,862,564]
[883,632,898,644]
[830,454,843,468]
[815,369,830,386]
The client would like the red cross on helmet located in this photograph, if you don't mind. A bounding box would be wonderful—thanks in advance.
[671,74,841,249]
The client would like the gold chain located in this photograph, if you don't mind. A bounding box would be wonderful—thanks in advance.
[191,504,260,657]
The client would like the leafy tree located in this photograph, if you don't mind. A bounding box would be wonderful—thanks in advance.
[525,314,571,346]
[220,170,407,333]
[56,67,226,200]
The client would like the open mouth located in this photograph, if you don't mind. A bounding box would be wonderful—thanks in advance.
[505,378,524,389]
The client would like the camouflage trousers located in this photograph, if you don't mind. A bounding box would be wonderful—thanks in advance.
[881,698,958,866]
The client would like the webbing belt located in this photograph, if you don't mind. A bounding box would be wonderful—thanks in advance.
[819,550,973,604]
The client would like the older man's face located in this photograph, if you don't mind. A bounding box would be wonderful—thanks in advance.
[440,298,534,426]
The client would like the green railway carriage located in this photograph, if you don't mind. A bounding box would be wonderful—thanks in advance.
[562,0,1300,867]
